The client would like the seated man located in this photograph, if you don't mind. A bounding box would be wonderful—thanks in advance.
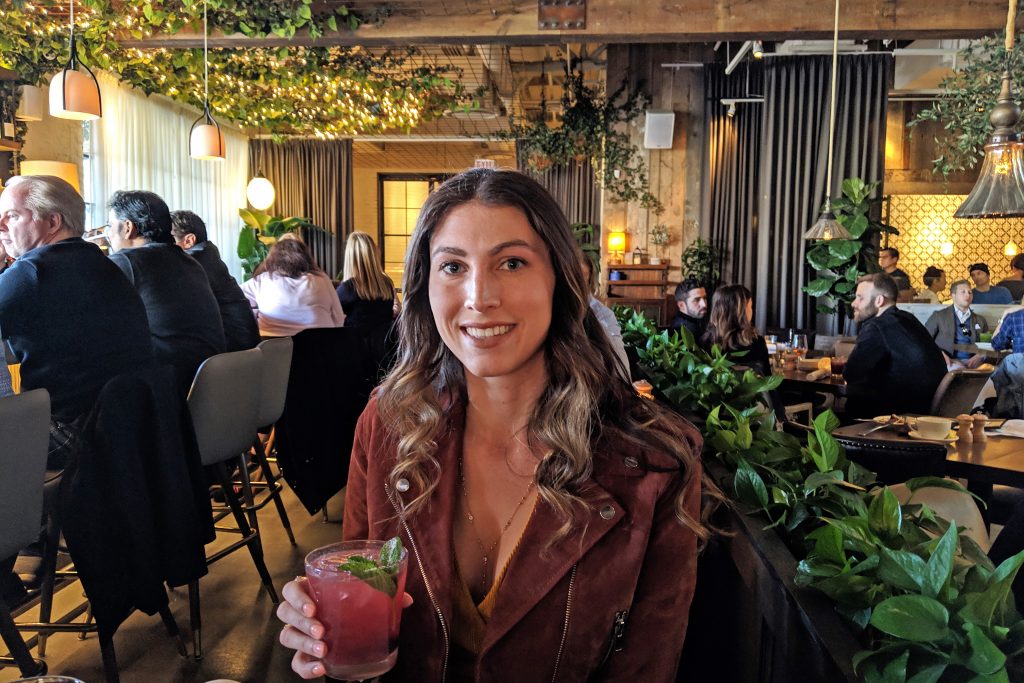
[969,262,1014,305]
[995,254,1024,302]
[924,279,988,369]
[843,273,947,419]
[170,210,259,352]
[993,306,1024,354]
[670,277,708,341]
[106,191,225,392]
[878,247,913,299]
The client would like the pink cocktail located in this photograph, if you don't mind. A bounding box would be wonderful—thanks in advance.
[305,540,409,680]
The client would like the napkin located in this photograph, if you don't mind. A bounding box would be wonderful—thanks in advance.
[995,420,1024,438]
[805,369,829,381]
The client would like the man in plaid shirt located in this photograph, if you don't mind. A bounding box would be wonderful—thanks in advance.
[993,307,1024,354]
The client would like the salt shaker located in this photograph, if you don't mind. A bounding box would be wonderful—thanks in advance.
[956,414,973,442]
[972,414,988,442]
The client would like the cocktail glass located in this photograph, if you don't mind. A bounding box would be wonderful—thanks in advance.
[792,334,809,358]
[305,540,409,681]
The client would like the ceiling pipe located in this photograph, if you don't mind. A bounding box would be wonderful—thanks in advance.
[724,41,753,75]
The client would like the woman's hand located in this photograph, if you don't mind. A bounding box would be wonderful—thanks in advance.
[277,576,415,679]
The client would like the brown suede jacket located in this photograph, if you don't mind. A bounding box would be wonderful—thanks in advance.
[343,395,703,682]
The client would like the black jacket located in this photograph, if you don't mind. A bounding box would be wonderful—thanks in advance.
[843,307,947,419]
[187,241,260,352]
[670,312,706,343]
[61,366,214,633]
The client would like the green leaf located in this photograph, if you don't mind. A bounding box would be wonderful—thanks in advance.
[808,524,847,565]
[870,595,950,642]
[378,537,404,572]
[827,239,862,260]
[882,649,910,682]
[922,522,958,598]
[805,276,839,297]
[869,488,903,539]
[963,622,1007,675]
[878,547,928,593]
[906,663,947,683]
[236,226,258,261]
[959,550,1024,627]
[848,214,870,238]
[733,460,769,508]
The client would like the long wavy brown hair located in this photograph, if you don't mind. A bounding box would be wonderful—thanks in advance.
[703,284,757,351]
[376,168,719,545]
[253,238,322,279]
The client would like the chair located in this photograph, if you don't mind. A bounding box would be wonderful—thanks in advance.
[832,337,856,358]
[832,434,947,485]
[0,390,50,677]
[889,482,990,552]
[186,348,279,660]
[929,369,994,418]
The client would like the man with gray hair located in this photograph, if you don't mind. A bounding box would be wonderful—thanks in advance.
[0,174,154,603]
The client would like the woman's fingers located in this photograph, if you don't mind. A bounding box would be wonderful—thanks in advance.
[290,647,327,679]
[402,591,414,608]
[276,600,325,639]
[281,578,316,616]
[280,624,327,659]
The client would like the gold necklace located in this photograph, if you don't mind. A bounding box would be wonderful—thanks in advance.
[458,453,535,593]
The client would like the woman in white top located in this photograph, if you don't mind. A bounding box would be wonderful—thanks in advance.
[241,238,344,337]
[918,266,947,304]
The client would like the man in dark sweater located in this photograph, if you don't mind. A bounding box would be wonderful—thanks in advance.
[0,175,154,603]
[170,210,259,352]
[669,277,708,342]
[843,273,947,419]
[106,191,225,393]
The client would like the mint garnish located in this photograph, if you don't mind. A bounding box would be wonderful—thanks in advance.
[337,537,404,597]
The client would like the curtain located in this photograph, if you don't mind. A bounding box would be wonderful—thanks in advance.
[249,138,353,278]
[754,54,891,330]
[515,143,602,228]
[90,72,250,278]
[701,63,763,290]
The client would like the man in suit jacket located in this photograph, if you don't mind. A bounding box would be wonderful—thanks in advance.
[924,279,988,369]
[843,273,947,419]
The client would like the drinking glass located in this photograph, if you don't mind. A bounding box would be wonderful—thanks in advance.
[305,540,409,680]
[792,334,809,358]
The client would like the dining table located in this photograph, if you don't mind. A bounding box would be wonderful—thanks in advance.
[952,342,1011,360]
[774,367,847,396]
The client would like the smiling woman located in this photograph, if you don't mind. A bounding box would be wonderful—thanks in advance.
[276,168,720,682]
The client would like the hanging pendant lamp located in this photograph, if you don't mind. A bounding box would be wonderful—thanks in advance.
[189,0,225,160]
[246,138,275,209]
[49,0,102,120]
[954,0,1024,218]
[803,0,852,241]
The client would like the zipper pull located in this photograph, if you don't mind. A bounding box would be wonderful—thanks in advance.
[611,610,628,653]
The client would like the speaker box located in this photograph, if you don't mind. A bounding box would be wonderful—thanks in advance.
[643,111,675,149]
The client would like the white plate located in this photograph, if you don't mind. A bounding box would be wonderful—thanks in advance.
[908,429,957,443]
[873,414,907,426]
[976,342,994,350]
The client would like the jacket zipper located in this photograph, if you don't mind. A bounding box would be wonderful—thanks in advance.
[594,609,629,676]
[387,484,450,682]
[550,564,577,683]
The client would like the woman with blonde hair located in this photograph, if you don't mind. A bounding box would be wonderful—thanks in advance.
[276,169,716,681]
[701,284,770,374]
[336,231,396,327]
[241,238,344,337]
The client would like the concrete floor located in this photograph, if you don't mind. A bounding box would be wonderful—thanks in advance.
[1,482,346,683]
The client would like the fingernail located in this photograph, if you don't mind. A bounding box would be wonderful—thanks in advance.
[303,603,314,615]
[313,664,324,675]
[313,643,324,656]
[311,625,323,638]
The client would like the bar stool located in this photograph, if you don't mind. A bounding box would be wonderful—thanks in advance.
[0,389,50,677]
[186,348,279,660]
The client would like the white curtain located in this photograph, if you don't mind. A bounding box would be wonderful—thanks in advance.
[89,72,249,278]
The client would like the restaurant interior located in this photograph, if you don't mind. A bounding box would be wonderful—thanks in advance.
[3,1,1024,682]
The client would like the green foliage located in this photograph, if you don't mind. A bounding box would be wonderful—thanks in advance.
[0,1,469,137]
[237,208,320,280]
[616,307,1024,681]
[910,33,1024,176]
[571,222,601,279]
[679,236,721,291]
[504,71,662,211]
[803,178,899,316]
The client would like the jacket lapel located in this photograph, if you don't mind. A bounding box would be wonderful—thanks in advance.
[480,479,624,652]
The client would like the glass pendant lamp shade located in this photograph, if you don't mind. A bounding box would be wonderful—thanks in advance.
[190,110,225,160]
[16,85,45,121]
[49,52,102,120]
[246,174,275,210]
[803,201,852,240]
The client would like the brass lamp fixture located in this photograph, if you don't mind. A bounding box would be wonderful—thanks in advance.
[189,0,226,160]
[49,0,102,121]
[954,0,1024,218]
[803,0,852,241]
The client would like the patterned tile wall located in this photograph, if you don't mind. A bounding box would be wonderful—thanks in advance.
[887,195,1024,290]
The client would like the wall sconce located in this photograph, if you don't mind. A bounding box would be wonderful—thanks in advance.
[1006,241,1020,256]
[20,160,81,193]
[940,242,954,256]
[608,231,627,264]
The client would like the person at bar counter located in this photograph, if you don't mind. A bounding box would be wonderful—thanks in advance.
[969,262,1014,305]
[106,190,225,394]
[0,175,154,604]
[276,169,716,681]
[924,279,988,369]
[170,210,260,352]
[843,273,947,419]
[918,266,947,304]
[700,284,770,375]
[335,230,396,328]
[669,277,708,340]
[995,254,1024,303]
[878,247,913,297]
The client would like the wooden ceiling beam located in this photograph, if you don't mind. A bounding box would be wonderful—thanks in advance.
[119,0,1008,49]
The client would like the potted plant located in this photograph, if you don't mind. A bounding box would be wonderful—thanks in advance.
[680,236,721,292]
[648,223,670,265]
[237,208,321,280]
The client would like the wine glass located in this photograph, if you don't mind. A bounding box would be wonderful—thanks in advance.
[792,334,809,358]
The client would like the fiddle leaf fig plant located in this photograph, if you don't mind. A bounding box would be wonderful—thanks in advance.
[237,208,321,280]
[803,178,899,316]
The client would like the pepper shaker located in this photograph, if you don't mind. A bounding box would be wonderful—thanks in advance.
[972,414,988,442]
[956,414,973,442]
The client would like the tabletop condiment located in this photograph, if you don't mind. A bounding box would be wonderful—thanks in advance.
[956,414,974,442]
[972,414,988,442]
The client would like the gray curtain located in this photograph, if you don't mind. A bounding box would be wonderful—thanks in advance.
[248,138,354,277]
[515,143,602,228]
[754,53,891,330]
[701,63,763,290]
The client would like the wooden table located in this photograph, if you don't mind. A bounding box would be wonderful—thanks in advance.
[832,423,1024,487]
[952,343,1011,360]
[775,368,847,396]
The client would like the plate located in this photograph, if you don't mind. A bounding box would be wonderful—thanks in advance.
[976,342,994,350]
[873,414,907,426]
[908,429,957,443]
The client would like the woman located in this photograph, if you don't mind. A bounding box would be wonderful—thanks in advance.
[241,238,344,337]
[276,169,715,681]
[336,231,396,328]
[701,284,770,374]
